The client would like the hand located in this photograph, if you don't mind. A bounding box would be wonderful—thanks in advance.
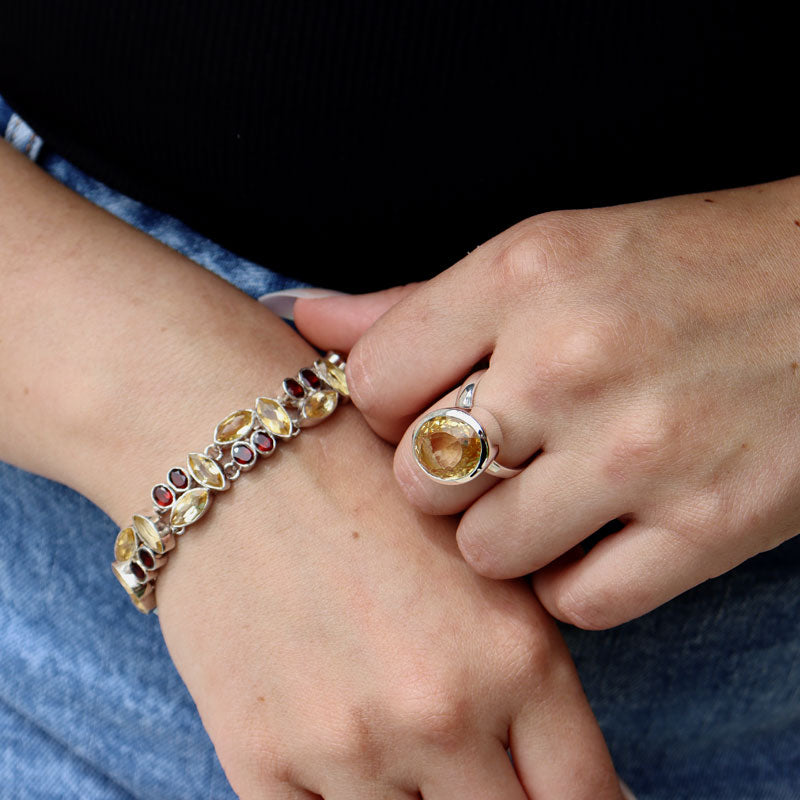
[295,176,800,629]
[156,404,622,799]
[0,137,620,798]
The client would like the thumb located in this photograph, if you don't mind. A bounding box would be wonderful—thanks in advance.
[294,282,423,351]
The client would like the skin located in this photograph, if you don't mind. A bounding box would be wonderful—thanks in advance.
[295,175,800,630]
[0,138,623,798]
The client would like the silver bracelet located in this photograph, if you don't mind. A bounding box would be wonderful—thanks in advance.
[111,351,349,614]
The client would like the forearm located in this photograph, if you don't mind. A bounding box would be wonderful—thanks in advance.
[0,138,317,525]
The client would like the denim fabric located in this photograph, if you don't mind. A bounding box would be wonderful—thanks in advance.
[1,93,799,799]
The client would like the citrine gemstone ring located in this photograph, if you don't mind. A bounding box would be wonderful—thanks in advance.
[411,376,523,484]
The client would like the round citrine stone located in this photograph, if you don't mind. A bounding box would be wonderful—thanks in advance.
[114,526,137,561]
[414,415,483,480]
[304,389,338,419]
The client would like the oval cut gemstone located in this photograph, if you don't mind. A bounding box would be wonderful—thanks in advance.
[316,358,349,396]
[413,415,483,480]
[170,487,211,528]
[214,409,254,444]
[137,547,156,569]
[256,397,293,437]
[187,452,226,490]
[283,378,305,399]
[130,561,147,582]
[132,514,164,553]
[152,484,174,507]
[232,443,255,464]
[168,467,189,490]
[299,368,321,390]
[251,430,274,454]
[114,526,137,561]
[303,389,338,420]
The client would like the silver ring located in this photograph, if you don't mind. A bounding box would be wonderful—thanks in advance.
[411,375,523,484]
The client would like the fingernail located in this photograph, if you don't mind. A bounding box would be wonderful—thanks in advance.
[257,287,347,320]
[619,779,637,800]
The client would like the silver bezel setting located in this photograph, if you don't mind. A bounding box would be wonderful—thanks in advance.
[411,407,494,485]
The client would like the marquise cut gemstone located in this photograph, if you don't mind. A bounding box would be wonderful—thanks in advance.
[413,415,483,480]
[187,452,226,490]
[303,389,338,419]
[132,514,164,553]
[170,487,211,527]
[317,358,349,396]
[214,409,254,444]
[256,397,293,437]
[114,526,137,561]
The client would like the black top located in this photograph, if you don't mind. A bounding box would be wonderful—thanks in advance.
[0,2,795,291]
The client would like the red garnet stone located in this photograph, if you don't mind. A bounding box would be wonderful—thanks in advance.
[168,468,189,490]
[137,548,155,569]
[284,378,305,399]
[300,368,322,390]
[232,443,255,465]
[152,484,174,507]
[252,431,274,454]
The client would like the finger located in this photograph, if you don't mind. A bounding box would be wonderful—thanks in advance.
[531,518,740,629]
[345,245,513,440]
[294,283,422,352]
[392,367,547,514]
[455,451,629,579]
[510,662,623,800]
[419,740,530,800]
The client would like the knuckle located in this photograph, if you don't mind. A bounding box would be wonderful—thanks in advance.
[489,221,562,293]
[391,672,472,751]
[493,616,555,684]
[528,319,623,401]
[673,486,732,556]
[602,404,678,485]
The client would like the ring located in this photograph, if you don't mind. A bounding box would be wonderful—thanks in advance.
[411,376,523,484]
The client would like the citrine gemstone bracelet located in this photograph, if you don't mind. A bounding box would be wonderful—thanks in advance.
[111,352,349,614]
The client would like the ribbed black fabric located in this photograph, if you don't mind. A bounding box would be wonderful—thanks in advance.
[0,2,796,290]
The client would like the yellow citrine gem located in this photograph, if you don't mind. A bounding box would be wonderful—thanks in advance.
[187,452,226,490]
[170,487,211,528]
[255,397,293,437]
[114,526,137,561]
[214,409,254,444]
[413,415,483,480]
[316,358,349,396]
[132,514,164,553]
[303,389,338,419]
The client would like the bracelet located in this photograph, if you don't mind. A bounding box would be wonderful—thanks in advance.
[111,351,349,614]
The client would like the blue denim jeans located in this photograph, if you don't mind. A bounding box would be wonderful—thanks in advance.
[1,93,799,799]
